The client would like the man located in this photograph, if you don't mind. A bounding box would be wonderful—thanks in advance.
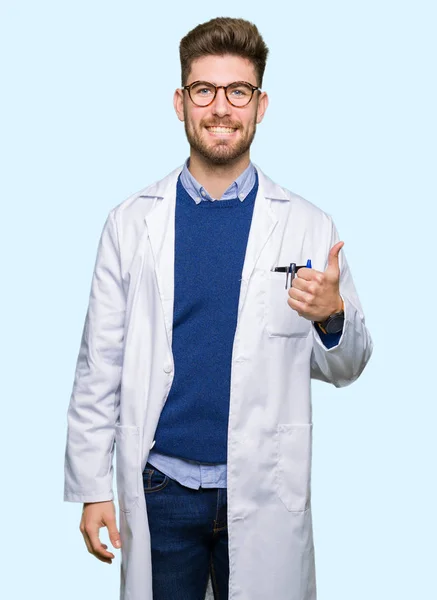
[64,16,373,600]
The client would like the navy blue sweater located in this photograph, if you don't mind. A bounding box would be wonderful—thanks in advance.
[152,174,258,463]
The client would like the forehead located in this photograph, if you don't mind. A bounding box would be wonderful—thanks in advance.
[188,54,257,85]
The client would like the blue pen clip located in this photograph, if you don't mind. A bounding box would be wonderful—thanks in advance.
[285,263,296,289]
[306,259,312,268]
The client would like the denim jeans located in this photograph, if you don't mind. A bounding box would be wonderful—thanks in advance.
[143,462,229,600]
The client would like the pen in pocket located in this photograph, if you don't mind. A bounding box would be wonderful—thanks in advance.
[273,259,312,288]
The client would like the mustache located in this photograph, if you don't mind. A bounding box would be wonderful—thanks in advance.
[201,120,241,129]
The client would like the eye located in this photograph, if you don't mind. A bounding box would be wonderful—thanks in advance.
[228,83,252,97]
[191,82,215,97]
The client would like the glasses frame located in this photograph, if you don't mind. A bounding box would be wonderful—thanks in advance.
[183,80,261,108]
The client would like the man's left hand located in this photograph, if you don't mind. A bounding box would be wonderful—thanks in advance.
[287,241,344,322]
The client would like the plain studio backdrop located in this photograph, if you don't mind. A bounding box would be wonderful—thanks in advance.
[1,1,435,599]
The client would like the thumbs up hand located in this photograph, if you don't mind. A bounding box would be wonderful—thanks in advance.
[287,242,344,322]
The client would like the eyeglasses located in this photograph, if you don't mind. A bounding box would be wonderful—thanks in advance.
[183,80,260,108]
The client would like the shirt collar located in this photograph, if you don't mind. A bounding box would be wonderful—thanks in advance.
[180,158,256,204]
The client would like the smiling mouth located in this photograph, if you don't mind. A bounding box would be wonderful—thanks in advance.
[206,126,237,134]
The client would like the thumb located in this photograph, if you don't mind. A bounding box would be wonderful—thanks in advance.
[326,241,344,273]
[106,516,121,549]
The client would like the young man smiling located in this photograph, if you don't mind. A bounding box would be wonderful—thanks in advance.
[65,17,372,600]
[173,52,268,200]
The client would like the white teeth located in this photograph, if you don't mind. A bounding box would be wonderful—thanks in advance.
[207,127,236,133]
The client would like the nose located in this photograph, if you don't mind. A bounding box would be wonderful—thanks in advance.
[211,87,231,117]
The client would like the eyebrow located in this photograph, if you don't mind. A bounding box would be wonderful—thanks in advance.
[194,79,256,86]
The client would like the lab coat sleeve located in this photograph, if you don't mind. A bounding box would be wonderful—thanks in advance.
[310,217,373,387]
[64,210,125,503]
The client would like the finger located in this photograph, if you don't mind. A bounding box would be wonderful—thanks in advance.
[81,526,93,554]
[288,286,311,305]
[105,516,122,550]
[326,241,344,272]
[86,524,115,562]
[291,275,314,293]
[80,515,93,554]
[82,529,111,563]
[287,296,307,317]
[295,267,322,282]
[85,528,113,563]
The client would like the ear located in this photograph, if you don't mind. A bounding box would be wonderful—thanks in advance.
[174,88,185,122]
[256,92,269,124]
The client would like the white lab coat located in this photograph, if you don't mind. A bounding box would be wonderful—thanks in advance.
[64,164,372,600]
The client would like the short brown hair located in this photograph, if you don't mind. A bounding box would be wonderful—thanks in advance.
[180,17,269,87]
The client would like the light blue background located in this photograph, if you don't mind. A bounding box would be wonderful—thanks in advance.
[1,0,436,598]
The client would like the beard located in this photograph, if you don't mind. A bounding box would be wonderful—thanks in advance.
[183,110,258,166]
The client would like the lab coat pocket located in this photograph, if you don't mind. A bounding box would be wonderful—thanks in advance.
[274,423,312,512]
[115,425,140,513]
[266,272,311,337]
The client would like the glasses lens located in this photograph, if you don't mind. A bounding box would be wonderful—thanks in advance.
[189,82,216,106]
[226,83,254,106]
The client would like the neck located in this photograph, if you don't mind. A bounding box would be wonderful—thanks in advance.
[188,151,251,199]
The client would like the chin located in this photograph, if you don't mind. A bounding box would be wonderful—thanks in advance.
[187,127,252,165]
[202,147,243,165]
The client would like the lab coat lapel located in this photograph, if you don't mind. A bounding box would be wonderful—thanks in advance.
[143,167,181,349]
[238,166,289,310]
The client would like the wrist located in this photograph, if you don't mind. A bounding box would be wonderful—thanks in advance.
[314,298,344,335]
[335,296,344,314]
[315,298,344,325]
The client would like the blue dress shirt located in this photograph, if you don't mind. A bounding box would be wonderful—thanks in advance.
[179,157,256,203]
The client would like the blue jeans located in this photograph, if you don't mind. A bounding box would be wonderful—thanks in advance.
[143,462,229,600]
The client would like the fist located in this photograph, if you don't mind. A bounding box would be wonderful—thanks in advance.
[287,241,344,322]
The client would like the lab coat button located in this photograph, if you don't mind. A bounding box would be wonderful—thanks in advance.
[163,363,173,374]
